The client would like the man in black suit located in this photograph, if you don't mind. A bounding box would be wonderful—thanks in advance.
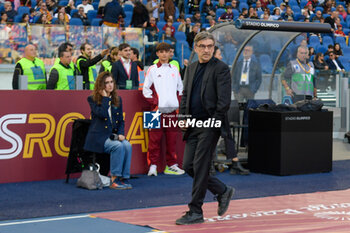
[176,32,235,225]
[326,52,345,72]
[111,43,139,89]
[232,45,262,102]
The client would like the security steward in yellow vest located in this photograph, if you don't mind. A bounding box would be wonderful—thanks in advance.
[54,42,75,71]
[12,44,47,90]
[47,50,77,90]
[76,43,109,90]
[99,47,120,73]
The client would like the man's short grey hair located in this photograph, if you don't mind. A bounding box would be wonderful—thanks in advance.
[194,32,215,46]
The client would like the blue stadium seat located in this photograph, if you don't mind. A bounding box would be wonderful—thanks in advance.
[124,11,132,27]
[91,18,102,26]
[31,0,37,8]
[239,2,249,12]
[335,36,346,48]
[175,31,186,41]
[232,9,239,18]
[216,8,226,20]
[342,47,350,56]
[52,17,58,24]
[322,36,334,47]
[343,28,350,35]
[14,15,23,23]
[173,21,180,30]
[17,6,30,17]
[69,18,83,25]
[75,0,82,7]
[267,4,275,13]
[259,54,273,74]
[33,15,41,23]
[123,4,133,12]
[185,14,193,20]
[288,0,299,6]
[70,9,78,17]
[257,10,264,18]
[275,0,283,6]
[58,0,68,6]
[175,6,179,20]
[92,2,99,10]
[316,45,328,54]
[176,41,192,67]
[291,5,301,14]
[338,56,350,71]
[223,43,236,65]
[300,0,308,8]
[309,35,321,47]
[157,21,166,33]
[159,12,164,21]
[315,6,324,13]
[87,10,97,22]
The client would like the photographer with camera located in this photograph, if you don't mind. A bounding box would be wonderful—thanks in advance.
[84,71,132,190]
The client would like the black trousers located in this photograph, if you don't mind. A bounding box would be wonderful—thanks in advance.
[223,129,237,160]
[183,127,227,214]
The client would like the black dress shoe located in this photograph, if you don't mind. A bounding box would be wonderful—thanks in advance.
[175,211,204,225]
[230,161,250,175]
[217,186,235,216]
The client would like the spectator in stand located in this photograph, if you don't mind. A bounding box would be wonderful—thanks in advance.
[131,1,149,28]
[248,7,258,19]
[178,17,192,35]
[103,0,125,27]
[309,47,315,57]
[111,43,139,90]
[163,0,175,21]
[191,11,202,23]
[21,13,29,24]
[325,44,334,56]
[202,0,216,20]
[219,6,234,22]
[4,1,16,22]
[0,12,8,24]
[29,8,36,23]
[326,51,345,72]
[301,4,313,19]
[188,0,200,14]
[322,0,332,14]
[313,53,329,70]
[325,11,338,34]
[241,8,249,18]
[271,7,281,20]
[65,0,76,15]
[73,6,90,25]
[131,47,144,70]
[145,17,159,32]
[54,6,71,24]
[146,0,161,21]
[335,24,346,37]
[307,0,319,10]
[279,2,286,13]
[282,6,294,21]
[207,16,216,29]
[144,27,159,64]
[37,13,51,24]
[100,47,120,73]
[187,23,199,48]
[13,44,47,90]
[162,18,175,36]
[215,0,226,10]
[77,43,109,89]
[230,0,239,11]
[77,0,94,13]
[261,9,272,20]
[312,10,322,21]
[334,43,343,58]
[46,0,58,14]
[39,1,53,22]
[142,42,184,177]
[255,1,264,12]
[56,12,67,24]
[260,0,270,10]
[163,26,176,45]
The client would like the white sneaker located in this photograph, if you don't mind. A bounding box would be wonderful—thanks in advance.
[164,164,185,175]
[148,164,157,176]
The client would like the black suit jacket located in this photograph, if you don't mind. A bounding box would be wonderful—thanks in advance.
[111,59,139,89]
[232,58,262,93]
[179,57,231,139]
[326,58,345,70]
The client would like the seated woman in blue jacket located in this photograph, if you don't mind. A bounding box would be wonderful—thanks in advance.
[84,71,132,190]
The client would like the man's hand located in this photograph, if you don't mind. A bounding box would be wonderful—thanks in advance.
[286,88,294,96]
[101,49,109,57]
[179,120,188,132]
[118,135,125,141]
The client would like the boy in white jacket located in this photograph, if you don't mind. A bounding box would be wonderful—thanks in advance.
[143,42,184,176]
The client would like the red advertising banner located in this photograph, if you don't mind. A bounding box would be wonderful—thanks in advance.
[0,90,184,183]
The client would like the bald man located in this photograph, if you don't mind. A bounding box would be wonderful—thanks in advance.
[12,44,47,90]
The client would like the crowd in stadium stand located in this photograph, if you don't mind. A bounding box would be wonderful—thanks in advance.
[1,0,350,70]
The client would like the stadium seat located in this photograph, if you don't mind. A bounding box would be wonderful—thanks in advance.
[239,2,249,12]
[14,15,23,23]
[259,54,273,74]
[17,6,30,17]
[316,45,328,54]
[58,0,68,6]
[315,6,324,13]
[216,8,226,20]
[300,0,308,8]
[232,9,239,18]
[342,47,350,57]
[92,2,99,10]
[75,0,82,7]
[338,56,350,71]
[176,41,192,67]
[291,5,301,14]
[335,36,346,48]
[91,18,102,26]
[123,4,133,12]
[31,0,37,8]
[309,35,321,48]
[173,21,180,30]
[33,15,41,23]
[70,9,78,17]
[87,10,97,22]
[223,43,236,65]
[52,17,58,24]
[322,36,334,47]
[175,6,180,19]
[69,18,83,25]
[267,4,275,13]
[257,10,264,18]
[185,14,193,20]
[174,31,187,41]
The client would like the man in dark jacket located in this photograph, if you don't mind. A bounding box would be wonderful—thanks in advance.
[176,32,235,225]
[103,0,126,25]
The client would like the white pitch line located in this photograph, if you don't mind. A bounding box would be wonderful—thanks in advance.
[0,215,90,226]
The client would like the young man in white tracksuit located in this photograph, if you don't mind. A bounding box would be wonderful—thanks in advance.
[142,42,184,176]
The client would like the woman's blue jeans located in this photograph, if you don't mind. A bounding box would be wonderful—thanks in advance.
[104,138,132,178]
